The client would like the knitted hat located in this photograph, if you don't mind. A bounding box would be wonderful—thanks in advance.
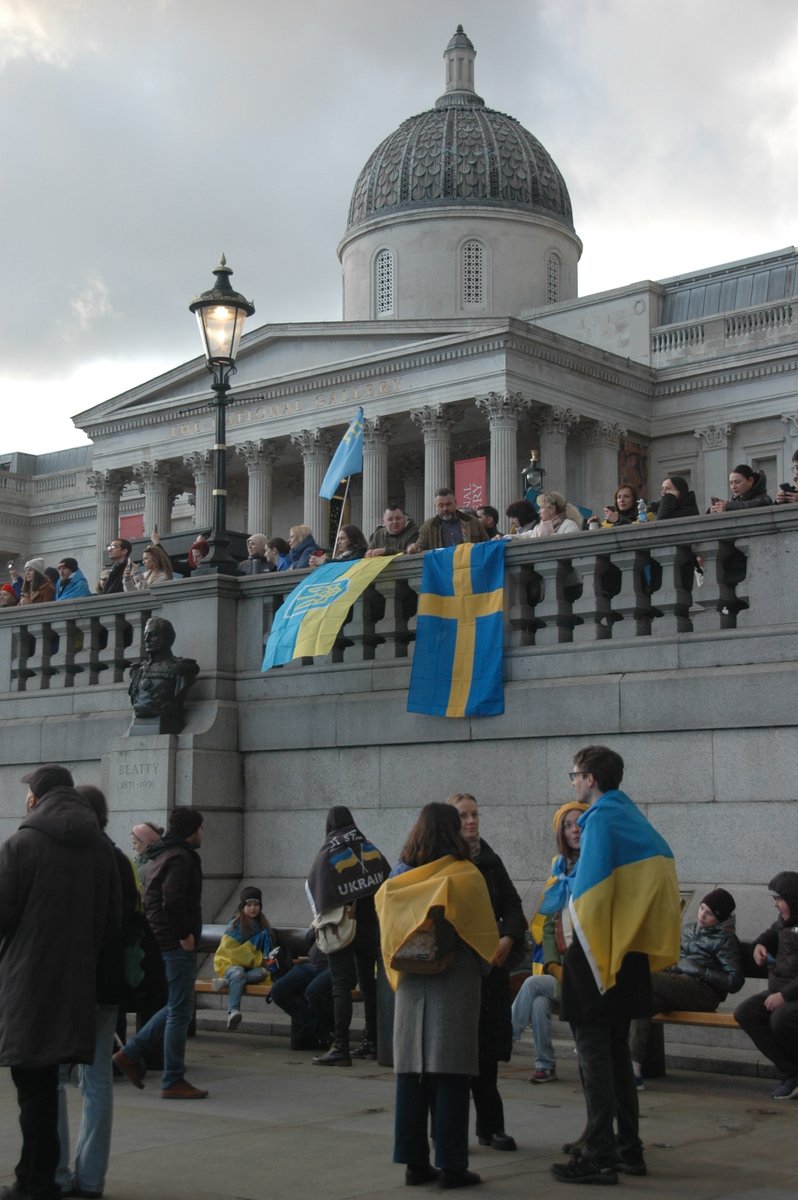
[168,807,203,839]
[552,800,590,834]
[240,886,263,906]
[132,823,161,847]
[700,888,735,923]
[21,763,74,798]
[24,557,45,575]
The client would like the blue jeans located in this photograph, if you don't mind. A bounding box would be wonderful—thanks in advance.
[57,1005,117,1195]
[511,973,557,1069]
[225,965,267,1012]
[122,948,197,1090]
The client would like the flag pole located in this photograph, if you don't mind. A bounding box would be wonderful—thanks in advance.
[330,476,351,559]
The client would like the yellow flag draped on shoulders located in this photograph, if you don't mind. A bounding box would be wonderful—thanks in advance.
[375,856,499,991]
[261,556,394,670]
[568,789,680,994]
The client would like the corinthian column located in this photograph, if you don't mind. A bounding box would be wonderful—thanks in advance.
[581,420,627,516]
[538,406,580,496]
[410,405,458,518]
[362,416,395,538]
[236,440,280,535]
[87,470,124,569]
[183,451,213,528]
[475,391,531,520]
[131,461,175,535]
[694,424,731,510]
[290,429,333,544]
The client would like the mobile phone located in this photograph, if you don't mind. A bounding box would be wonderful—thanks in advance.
[779,482,796,493]
[710,497,720,504]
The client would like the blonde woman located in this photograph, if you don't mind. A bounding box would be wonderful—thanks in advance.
[529,492,582,538]
[287,525,321,569]
[123,544,173,591]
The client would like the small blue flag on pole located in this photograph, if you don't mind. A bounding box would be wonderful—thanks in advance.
[319,407,365,499]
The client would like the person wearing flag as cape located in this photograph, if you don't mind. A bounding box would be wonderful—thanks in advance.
[550,746,680,1186]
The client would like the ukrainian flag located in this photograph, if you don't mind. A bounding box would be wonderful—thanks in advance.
[261,556,393,670]
[319,407,365,500]
[407,540,506,718]
[569,790,681,994]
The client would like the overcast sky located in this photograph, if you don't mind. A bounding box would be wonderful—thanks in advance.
[2,0,796,456]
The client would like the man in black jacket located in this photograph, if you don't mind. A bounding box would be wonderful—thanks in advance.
[113,807,207,1100]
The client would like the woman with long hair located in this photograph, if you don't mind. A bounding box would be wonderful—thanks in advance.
[511,801,589,1083]
[123,543,173,590]
[19,558,55,604]
[376,802,498,1189]
[212,887,277,1031]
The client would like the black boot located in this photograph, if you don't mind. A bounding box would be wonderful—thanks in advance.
[351,1038,377,1060]
[312,1041,351,1066]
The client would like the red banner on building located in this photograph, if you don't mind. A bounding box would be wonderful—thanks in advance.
[454,456,487,511]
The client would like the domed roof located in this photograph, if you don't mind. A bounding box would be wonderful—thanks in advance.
[345,26,573,234]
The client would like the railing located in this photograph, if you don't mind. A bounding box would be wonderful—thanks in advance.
[725,303,793,338]
[651,323,704,354]
[652,301,795,362]
[1,509,795,694]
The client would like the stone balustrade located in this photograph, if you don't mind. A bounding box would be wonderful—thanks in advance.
[2,507,796,696]
[651,300,795,363]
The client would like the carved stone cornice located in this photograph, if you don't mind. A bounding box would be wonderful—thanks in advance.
[409,404,459,439]
[694,423,731,450]
[235,439,281,470]
[363,416,396,446]
[538,406,581,437]
[474,390,530,426]
[781,412,798,437]
[581,420,627,450]
[290,428,333,459]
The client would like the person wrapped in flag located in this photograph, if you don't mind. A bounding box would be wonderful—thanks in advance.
[550,745,680,1186]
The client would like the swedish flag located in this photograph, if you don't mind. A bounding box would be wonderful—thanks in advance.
[569,790,681,994]
[407,541,506,718]
[261,556,393,670]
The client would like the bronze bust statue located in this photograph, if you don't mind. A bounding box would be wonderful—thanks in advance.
[128,616,199,734]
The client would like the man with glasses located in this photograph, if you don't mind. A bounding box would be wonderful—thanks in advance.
[55,557,92,600]
[98,539,132,594]
[551,746,678,1186]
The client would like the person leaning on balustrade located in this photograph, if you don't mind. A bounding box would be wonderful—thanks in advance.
[265,537,291,571]
[503,499,539,538]
[123,543,174,591]
[649,476,699,521]
[19,557,56,604]
[775,449,798,505]
[287,524,322,569]
[709,464,772,514]
[601,484,640,527]
[529,492,582,538]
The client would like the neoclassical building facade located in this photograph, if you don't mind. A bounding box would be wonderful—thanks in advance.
[1,26,797,582]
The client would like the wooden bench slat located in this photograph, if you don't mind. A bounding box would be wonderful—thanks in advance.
[652,1010,738,1028]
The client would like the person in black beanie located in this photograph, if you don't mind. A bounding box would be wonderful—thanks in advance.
[114,807,207,1100]
[629,888,743,1089]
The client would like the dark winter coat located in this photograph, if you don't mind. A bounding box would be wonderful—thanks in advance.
[0,786,121,1068]
[724,471,772,511]
[668,915,744,998]
[367,518,419,555]
[755,871,798,1000]
[96,842,142,1006]
[560,937,651,1026]
[473,838,527,1063]
[289,534,321,569]
[143,835,203,952]
[654,491,700,520]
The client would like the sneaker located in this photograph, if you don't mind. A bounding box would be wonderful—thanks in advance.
[551,1154,618,1185]
[771,1076,798,1100]
[530,1066,557,1084]
[210,977,226,992]
[631,1061,644,1090]
[227,1009,243,1031]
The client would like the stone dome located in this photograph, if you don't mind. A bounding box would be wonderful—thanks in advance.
[346,26,574,234]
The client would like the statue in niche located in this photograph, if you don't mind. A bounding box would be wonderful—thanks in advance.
[128,616,199,734]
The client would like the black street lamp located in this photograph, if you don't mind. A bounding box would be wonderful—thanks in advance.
[521,449,546,495]
[189,255,255,574]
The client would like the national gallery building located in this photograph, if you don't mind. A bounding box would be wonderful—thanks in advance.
[2,25,796,580]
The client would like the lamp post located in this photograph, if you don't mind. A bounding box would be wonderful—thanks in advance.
[189,255,255,574]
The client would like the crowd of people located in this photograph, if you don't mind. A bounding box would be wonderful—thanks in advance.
[3,450,795,612]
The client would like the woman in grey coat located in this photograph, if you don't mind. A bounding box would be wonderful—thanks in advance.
[376,803,497,1190]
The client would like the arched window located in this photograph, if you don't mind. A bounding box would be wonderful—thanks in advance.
[462,240,484,306]
[546,252,561,304]
[375,249,394,317]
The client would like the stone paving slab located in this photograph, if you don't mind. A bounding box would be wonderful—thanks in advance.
[2,1031,797,1199]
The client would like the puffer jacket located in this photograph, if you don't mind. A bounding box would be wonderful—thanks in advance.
[671,915,744,997]
[143,835,203,952]
[724,471,772,510]
[755,871,798,1000]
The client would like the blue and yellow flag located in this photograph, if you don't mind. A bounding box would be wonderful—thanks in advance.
[319,407,364,499]
[407,540,506,718]
[569,790,681,994]
[261,556,393,670]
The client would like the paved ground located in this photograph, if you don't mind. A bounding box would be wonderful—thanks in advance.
[1,1027,796,1200]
